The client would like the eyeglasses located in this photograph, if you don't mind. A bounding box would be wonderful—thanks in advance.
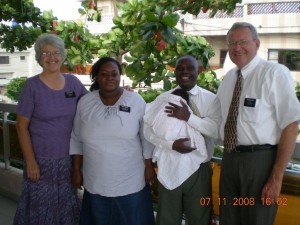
[41,51,61,57]
[227,39,255,49]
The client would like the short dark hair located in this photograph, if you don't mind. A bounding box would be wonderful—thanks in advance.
[90,57,122,91]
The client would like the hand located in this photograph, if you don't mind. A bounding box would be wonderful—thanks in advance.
[72,170,83,189]
[261,174,282,204]
[165,100,191,122]
[145,166,156,184]
[26,159,40,182]
[145,160,157,184]
[172,138,196,154]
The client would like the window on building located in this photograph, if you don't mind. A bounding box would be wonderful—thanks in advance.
[20,56,26,61]
[0,72,12,79]
[220,50,228,68]
[0,56,9,64]
[99,5,110,14]
[268,50,300,71]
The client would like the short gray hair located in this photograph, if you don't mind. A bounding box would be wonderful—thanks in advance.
[34,33,67,64]
[176,55,199,68]
[226,22,259,42]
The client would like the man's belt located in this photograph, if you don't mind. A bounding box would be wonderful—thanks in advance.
[233,144,278,153]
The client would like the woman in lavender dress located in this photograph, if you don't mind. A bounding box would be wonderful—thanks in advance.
[13,33,87,225]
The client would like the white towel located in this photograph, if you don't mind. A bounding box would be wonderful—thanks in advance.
[144,93,208,190]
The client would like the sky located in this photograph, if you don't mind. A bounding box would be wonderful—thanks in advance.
[33,0,82,20]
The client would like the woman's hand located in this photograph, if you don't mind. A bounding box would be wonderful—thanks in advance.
[145,159,156,184]
[71,155,83,189]
[72,170,83,189]
[26,159,40,182]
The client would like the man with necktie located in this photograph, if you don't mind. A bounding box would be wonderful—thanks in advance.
[218,22,300,225]
[169,22,300,225]
[143,55,216,225]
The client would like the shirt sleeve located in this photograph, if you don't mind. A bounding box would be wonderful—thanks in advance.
[139,119,155,159]
[69,100,83,155]
[70,74,88,100]
[137,97,155,159]
[187,96,221,140]
[16,79,34,119]
[269,65,300,128]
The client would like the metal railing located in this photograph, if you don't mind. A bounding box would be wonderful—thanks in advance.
[0,102,17,169]
[1,101,300,224]
[1,101,300,176]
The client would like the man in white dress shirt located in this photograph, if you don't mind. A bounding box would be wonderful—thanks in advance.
[144,55,216,225]
[169,23,300,225]
[218,22,300,225]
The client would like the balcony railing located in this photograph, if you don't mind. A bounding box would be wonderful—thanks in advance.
[0,102,300,224]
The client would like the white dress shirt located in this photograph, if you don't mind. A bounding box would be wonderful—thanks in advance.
[143,86,216,190]
[194,55,300,145]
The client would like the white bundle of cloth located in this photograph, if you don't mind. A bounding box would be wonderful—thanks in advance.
[144,93,209,190]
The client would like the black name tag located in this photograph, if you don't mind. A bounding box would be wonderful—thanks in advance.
[65,91,76,98]
[244,98,256,107]
[119,105,130,113]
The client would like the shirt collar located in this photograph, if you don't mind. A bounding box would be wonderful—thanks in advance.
[175,85,198,96]
[239,55,260,79]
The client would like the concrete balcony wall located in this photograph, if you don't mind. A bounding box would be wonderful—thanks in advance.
[0,162,22,201]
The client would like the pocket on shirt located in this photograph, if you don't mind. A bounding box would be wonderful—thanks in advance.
[241,98,260,123]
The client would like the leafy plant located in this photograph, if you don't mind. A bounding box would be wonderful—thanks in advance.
[197,70,220,94]
[138,88,165,103]
[214,145,223,157]
[295,82,300,101]
[3,77,27,121]
[97,0,216,89]
[4,77,27,102]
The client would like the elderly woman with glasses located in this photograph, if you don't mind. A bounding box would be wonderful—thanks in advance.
[13,33,88,225]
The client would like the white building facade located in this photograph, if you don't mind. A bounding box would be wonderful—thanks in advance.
[180,0,300,81]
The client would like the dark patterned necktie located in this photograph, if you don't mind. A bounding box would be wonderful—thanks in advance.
[223,70,243,152]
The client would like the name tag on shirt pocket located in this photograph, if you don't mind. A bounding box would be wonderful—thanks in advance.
[119,105,130,113]
[65,91,76,98]
[244,98,256,107]
[242,98,260,123]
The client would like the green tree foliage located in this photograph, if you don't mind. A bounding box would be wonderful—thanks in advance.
[4,77,27,102]
[0,0,54,52]
[96,0,241,89]
[138,89,165,103]
[0,0,241,89]
[295,82,300,101]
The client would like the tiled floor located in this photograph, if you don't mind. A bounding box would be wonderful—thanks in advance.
[0,195,17,225]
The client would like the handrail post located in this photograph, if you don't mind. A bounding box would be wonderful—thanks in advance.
[3,111,11,169]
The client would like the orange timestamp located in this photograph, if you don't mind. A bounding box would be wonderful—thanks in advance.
[218,197,255,206]
[199,197,255,206]
[199,197,288,206]
[261,197,288,206]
